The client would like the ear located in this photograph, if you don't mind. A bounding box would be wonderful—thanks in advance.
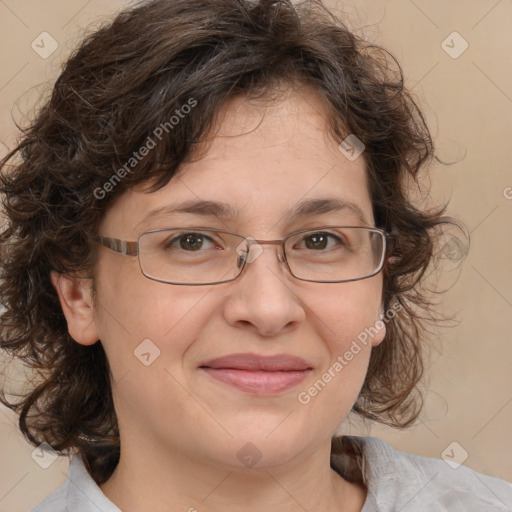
[50,270,99,346]
[371,303,386,347]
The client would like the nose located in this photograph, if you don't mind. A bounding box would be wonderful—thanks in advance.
[222,241,306,337]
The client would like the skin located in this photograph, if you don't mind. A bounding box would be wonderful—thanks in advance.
[51,86,386,512]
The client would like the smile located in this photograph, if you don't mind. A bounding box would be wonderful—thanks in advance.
[199,353,313,394]
[200,368,312,394]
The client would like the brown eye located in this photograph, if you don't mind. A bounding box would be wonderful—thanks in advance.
[299,232,345,251]
[179,233,205,251]
[164,233,215,251]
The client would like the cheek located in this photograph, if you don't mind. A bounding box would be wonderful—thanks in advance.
[93,276,216,429]
[93,258,213,377]
[313,277,383,353]
[295,280,383,427]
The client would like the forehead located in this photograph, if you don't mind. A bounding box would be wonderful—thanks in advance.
[100,88,373,235]
[194,87,341,161]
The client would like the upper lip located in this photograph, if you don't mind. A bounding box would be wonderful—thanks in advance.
[199,353,313,371]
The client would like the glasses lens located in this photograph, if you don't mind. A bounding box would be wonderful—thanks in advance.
[138,229,246,284]
[285,227,385,282]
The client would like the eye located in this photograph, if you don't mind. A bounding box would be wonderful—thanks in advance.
[296,231,347,251]
[164,232,217,251]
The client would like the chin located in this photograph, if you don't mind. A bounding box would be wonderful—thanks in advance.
[209,429,315,470]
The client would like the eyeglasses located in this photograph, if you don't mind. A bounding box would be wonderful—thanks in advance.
[93,226,389,285]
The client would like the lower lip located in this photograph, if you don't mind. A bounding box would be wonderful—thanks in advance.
[201,368,311,394]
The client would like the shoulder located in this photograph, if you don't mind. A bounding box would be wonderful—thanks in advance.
[29,483,69,512]
[29,456,121,512]
[333,435,512,512]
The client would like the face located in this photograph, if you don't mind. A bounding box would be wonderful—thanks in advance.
[56,87,386,472]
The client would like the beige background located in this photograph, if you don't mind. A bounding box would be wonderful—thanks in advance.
[0,0,511,510]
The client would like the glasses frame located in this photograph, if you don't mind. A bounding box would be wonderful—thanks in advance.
[93,225,390,285]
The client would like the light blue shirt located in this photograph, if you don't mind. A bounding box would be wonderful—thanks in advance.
[30,436,512,511]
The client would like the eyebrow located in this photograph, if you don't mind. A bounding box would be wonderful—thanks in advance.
[137,197,370,228]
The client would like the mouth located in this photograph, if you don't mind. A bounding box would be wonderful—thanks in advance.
[198,353,313,395]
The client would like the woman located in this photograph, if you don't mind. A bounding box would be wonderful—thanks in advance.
[1,0,510,510]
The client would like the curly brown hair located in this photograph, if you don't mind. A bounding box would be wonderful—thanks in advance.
[0,0,458,485]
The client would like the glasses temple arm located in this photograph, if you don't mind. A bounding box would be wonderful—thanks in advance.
[94,236,139,256]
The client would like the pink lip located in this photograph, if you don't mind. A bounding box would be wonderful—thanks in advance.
[199,353,313,394]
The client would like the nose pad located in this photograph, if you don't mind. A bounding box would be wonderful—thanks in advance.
[235,241,285,271]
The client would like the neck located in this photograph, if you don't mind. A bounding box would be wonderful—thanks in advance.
[99,437,366,512]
